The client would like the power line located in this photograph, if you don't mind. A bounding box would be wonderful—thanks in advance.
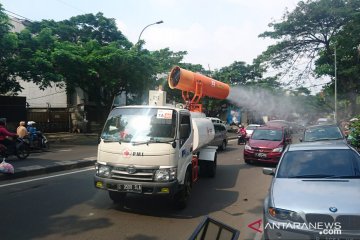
[27,90,67,100]
[54,0,86,14]
[4,9,32,22]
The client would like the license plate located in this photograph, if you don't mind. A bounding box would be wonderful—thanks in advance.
[255,153,267,158]
[118,184,142,193]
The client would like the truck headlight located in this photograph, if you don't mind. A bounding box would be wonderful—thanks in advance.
[96,164,111,178]
[155,168,177,182]
[268,207,304,223]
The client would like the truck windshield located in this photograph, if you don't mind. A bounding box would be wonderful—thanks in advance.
[101,108,177,143]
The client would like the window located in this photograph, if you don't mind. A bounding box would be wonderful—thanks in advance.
[179,114,191,147]
[277,149,360,178]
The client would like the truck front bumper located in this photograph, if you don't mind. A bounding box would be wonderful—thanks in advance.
[94,176,180,196]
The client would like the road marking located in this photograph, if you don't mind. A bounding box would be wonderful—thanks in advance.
[57,149,72,152]
[0,167,94,188]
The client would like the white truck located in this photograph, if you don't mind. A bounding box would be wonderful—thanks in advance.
[94,66,230,209]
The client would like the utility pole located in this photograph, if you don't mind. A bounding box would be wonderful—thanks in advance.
[334,45,337,123]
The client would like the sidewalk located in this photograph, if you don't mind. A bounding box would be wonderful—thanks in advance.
[0,132,239,181]
[0,133,99,181]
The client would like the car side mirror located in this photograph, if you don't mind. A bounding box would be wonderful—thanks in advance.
[299,138,303,142]
[263,168,275,176]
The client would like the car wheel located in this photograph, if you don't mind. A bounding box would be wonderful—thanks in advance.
[108,191,126,203]
[244,159,251,164]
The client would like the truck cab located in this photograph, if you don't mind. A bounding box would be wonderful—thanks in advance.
[94,105,217,209]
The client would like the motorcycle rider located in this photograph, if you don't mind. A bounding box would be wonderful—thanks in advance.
[27,121,38,147]
[0,120,18,152]
[237,124,247,145]
[17,121,28,138]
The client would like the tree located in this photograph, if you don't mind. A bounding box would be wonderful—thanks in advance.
[0,4,21,94]
[14,12,157,107]
[316,13,360,116]
[258,0,359,75]
[258,0,360,117]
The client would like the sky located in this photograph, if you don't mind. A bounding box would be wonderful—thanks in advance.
[1,0,300,70]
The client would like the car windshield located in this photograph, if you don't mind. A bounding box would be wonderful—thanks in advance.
[101,108,177,143]
[251,129,283,141]
[304,125,343,141]
[246,125,258,130]
[277,149,360,178]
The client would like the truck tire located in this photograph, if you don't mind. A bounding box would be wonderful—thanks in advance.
[199,154,217,178]
[219,140,227,151]
[108,191,126,203]
[173,169,192,210]
[206,155,217,178]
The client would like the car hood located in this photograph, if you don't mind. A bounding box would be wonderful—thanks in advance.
[249,139,282,149]
[271,179,360,214]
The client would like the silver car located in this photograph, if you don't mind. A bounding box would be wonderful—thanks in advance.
[263,141,360,240]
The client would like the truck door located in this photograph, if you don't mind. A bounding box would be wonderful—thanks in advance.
[178,113,193,182]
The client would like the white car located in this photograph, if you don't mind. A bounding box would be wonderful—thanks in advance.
[207,117,222,124]
[245,124,261,140]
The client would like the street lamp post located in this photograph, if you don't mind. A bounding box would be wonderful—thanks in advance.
[136,20,163,102]
[137,20,163,44]
[334,45,337,123]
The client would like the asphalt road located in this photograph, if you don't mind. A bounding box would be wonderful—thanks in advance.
[0,139,272,240]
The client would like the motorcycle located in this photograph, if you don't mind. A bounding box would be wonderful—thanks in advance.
[237,128,247,145]
[237,133,246,145]
[29,131,50,151]
[0,137,30,160]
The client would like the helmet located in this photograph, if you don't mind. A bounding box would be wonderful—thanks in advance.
[27,121,36,126]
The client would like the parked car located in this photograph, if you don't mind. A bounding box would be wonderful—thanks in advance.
[207,117,222,124]
[209,123,228,151]
[263,141,360,240]
[316,117,334,125]
[245,124,261,141]
[300,124,346,143]
[243,126,291,164]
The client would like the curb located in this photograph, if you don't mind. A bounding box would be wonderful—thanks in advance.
[0,159,96,181]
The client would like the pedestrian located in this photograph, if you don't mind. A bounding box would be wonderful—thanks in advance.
[17,121,28,138]
[0,120,17,152]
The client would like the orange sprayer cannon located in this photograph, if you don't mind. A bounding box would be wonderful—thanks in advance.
[168,66,230,112]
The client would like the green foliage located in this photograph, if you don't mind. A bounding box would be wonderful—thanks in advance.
[348,117,360,148]
[13,12,161,106]
[258,0,360,117]
[0,4,22,94]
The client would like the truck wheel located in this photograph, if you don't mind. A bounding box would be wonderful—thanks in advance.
[207,156,217,178]
[173,169,191,210]
[108,191,126,203]
[219,140,227,151]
